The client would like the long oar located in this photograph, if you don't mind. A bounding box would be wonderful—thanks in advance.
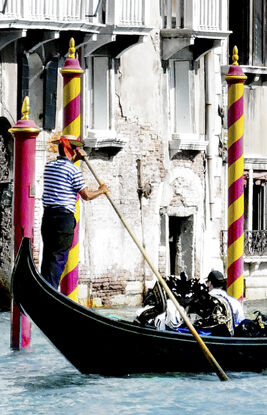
[83,156,229,382]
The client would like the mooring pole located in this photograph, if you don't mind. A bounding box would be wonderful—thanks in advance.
[9,97,41,349]
[60,38,84,301]
[225,46,247,302]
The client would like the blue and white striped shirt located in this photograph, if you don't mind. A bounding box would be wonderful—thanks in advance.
[42,157,86,213]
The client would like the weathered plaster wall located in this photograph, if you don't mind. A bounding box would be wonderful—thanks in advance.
[76,39,229,306]
[77,31,165,306]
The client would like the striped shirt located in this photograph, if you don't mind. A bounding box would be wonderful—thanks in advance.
[42,157,86,213]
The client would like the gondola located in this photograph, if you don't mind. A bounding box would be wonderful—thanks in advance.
[12,237,267,375]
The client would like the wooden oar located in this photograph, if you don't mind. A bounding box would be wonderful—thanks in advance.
[83,156,229,382]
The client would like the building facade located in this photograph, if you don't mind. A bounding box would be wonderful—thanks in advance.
[0,0,266,308]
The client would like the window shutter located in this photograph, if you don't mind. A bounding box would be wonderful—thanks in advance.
[17,54,29,120]
[43,60,58,130]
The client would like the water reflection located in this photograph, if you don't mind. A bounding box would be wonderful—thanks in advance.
[15,372,91,391]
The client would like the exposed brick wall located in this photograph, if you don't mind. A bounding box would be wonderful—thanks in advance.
[171,151,205,181]
[77,104,166,306]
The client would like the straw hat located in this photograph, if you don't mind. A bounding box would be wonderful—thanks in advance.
[51,134,84,147]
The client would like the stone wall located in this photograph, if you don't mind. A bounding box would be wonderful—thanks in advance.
[0,134,12,310]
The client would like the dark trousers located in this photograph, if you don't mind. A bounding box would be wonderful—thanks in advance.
[41,207,76,290]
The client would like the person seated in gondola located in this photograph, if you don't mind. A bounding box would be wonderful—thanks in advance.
[176,270,245,336]
[206,271,267,337]
[136,271,267,337]
[136,272,241,336]
[41,134,109,290]
[206,270,245,329]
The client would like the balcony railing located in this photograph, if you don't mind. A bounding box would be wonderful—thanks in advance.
[107,0,147,26]
[221,230,267,258]
[0,0,103,26]
[0,0,148,29]
[160,0,228,32]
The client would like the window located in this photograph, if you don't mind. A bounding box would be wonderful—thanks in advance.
[229,0,267,66]
[169,58,207,154]
[253,184,265,230]
[170,60,192,134]
[243,170,267,256]
[43,60,58,130]
[244,170,267,231]
[86,56,114,132]
[254,0,265,65]
[84,55,124,154]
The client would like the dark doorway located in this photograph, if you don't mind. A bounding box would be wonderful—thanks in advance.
[169,215,194,276]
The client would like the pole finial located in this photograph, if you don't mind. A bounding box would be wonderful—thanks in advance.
[21,96,30,120]
[232,46,239,66]
[68,38,76,59]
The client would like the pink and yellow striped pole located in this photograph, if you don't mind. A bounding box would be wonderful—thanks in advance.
[60,38,84,301]
[225,46,247,302]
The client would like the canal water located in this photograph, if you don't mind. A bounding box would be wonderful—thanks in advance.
[0,308,266,415]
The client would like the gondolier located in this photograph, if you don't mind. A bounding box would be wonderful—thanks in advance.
[41,135,108,290]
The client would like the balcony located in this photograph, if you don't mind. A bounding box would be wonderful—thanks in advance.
[0,0,104,30]
[0,0,149,30]
[221,230,267,296]
[0,0,151,51]
[160,0,230,60]
[221,230,267,260]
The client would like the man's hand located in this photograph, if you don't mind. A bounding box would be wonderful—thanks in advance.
[98,183,109,195]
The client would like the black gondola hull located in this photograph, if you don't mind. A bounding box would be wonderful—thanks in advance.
[12,238,267,375]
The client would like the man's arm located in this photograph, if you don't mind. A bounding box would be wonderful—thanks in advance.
[79,184,108,201]
[73,149,109,200]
